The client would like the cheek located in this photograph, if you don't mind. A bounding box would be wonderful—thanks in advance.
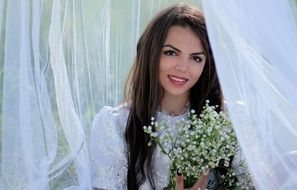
[159,60,169,81]
[191,65,205,81]
[159,58,173,73]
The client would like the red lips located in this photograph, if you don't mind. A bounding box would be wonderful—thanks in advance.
[168,75,188,87]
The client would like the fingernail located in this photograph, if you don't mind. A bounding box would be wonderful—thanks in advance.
[176,170,182,176]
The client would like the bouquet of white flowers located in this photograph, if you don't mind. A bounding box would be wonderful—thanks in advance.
[143,100,252,189]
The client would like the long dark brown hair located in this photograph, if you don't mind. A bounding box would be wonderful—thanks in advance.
[124,4,222,189]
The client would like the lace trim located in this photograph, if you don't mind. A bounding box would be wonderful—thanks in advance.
[91,157,127,189]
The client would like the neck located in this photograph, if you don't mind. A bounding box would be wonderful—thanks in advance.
[161,93,189,116]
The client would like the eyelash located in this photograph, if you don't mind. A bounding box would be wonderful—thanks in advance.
[163,50,177,56]
[163,50,204,63]
[191,55,203,62]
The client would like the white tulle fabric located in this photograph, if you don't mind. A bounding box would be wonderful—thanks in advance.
[1,0,187,189]
[202,0,297,189]
[90,105,188,189]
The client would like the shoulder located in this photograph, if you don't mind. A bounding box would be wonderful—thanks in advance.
[93,104,130,124]
[92,104,130,134]
[90,104,130,154]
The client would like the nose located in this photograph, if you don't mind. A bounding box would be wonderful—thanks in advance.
[175,57,188,72]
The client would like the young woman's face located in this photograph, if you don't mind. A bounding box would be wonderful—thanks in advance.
[159,25,206,101]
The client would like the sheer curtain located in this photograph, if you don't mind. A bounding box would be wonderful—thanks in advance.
[202,0,297,189]
[0,0,199,189]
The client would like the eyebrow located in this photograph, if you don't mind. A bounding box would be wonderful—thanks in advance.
[162,44,206,56]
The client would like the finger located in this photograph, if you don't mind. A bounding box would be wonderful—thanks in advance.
[175,171,184,190]
[190,171,209,190]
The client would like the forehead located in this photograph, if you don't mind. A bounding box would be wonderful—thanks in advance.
[163,25,204,51]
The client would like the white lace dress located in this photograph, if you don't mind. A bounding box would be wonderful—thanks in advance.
[90,104,188,189]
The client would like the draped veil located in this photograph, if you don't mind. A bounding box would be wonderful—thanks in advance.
[202,1,297,189]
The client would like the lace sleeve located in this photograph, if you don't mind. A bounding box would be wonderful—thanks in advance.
[90,106,128,190]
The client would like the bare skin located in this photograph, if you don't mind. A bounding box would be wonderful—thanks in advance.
[175,170,209,190]
[160,26,208,190]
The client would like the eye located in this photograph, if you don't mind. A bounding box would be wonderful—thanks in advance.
[163,50,177,56]
[192,55,203,62]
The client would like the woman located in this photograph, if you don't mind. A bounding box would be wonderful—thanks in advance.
[90,4,222,189]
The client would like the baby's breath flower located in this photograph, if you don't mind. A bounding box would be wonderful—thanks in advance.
[143,100,252,189]
[224,160,230,167]
[147,125,152,132]
[210,162,216,168]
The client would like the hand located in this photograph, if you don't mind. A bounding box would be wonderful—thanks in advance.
[175,170,209,190]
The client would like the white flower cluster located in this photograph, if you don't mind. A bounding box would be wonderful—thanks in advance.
[144,100,250,189]
[171,101,237,186]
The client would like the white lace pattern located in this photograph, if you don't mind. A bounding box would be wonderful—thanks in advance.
[90,105,188,189]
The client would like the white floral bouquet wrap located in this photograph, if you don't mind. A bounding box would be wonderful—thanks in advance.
[144,100,252,189]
